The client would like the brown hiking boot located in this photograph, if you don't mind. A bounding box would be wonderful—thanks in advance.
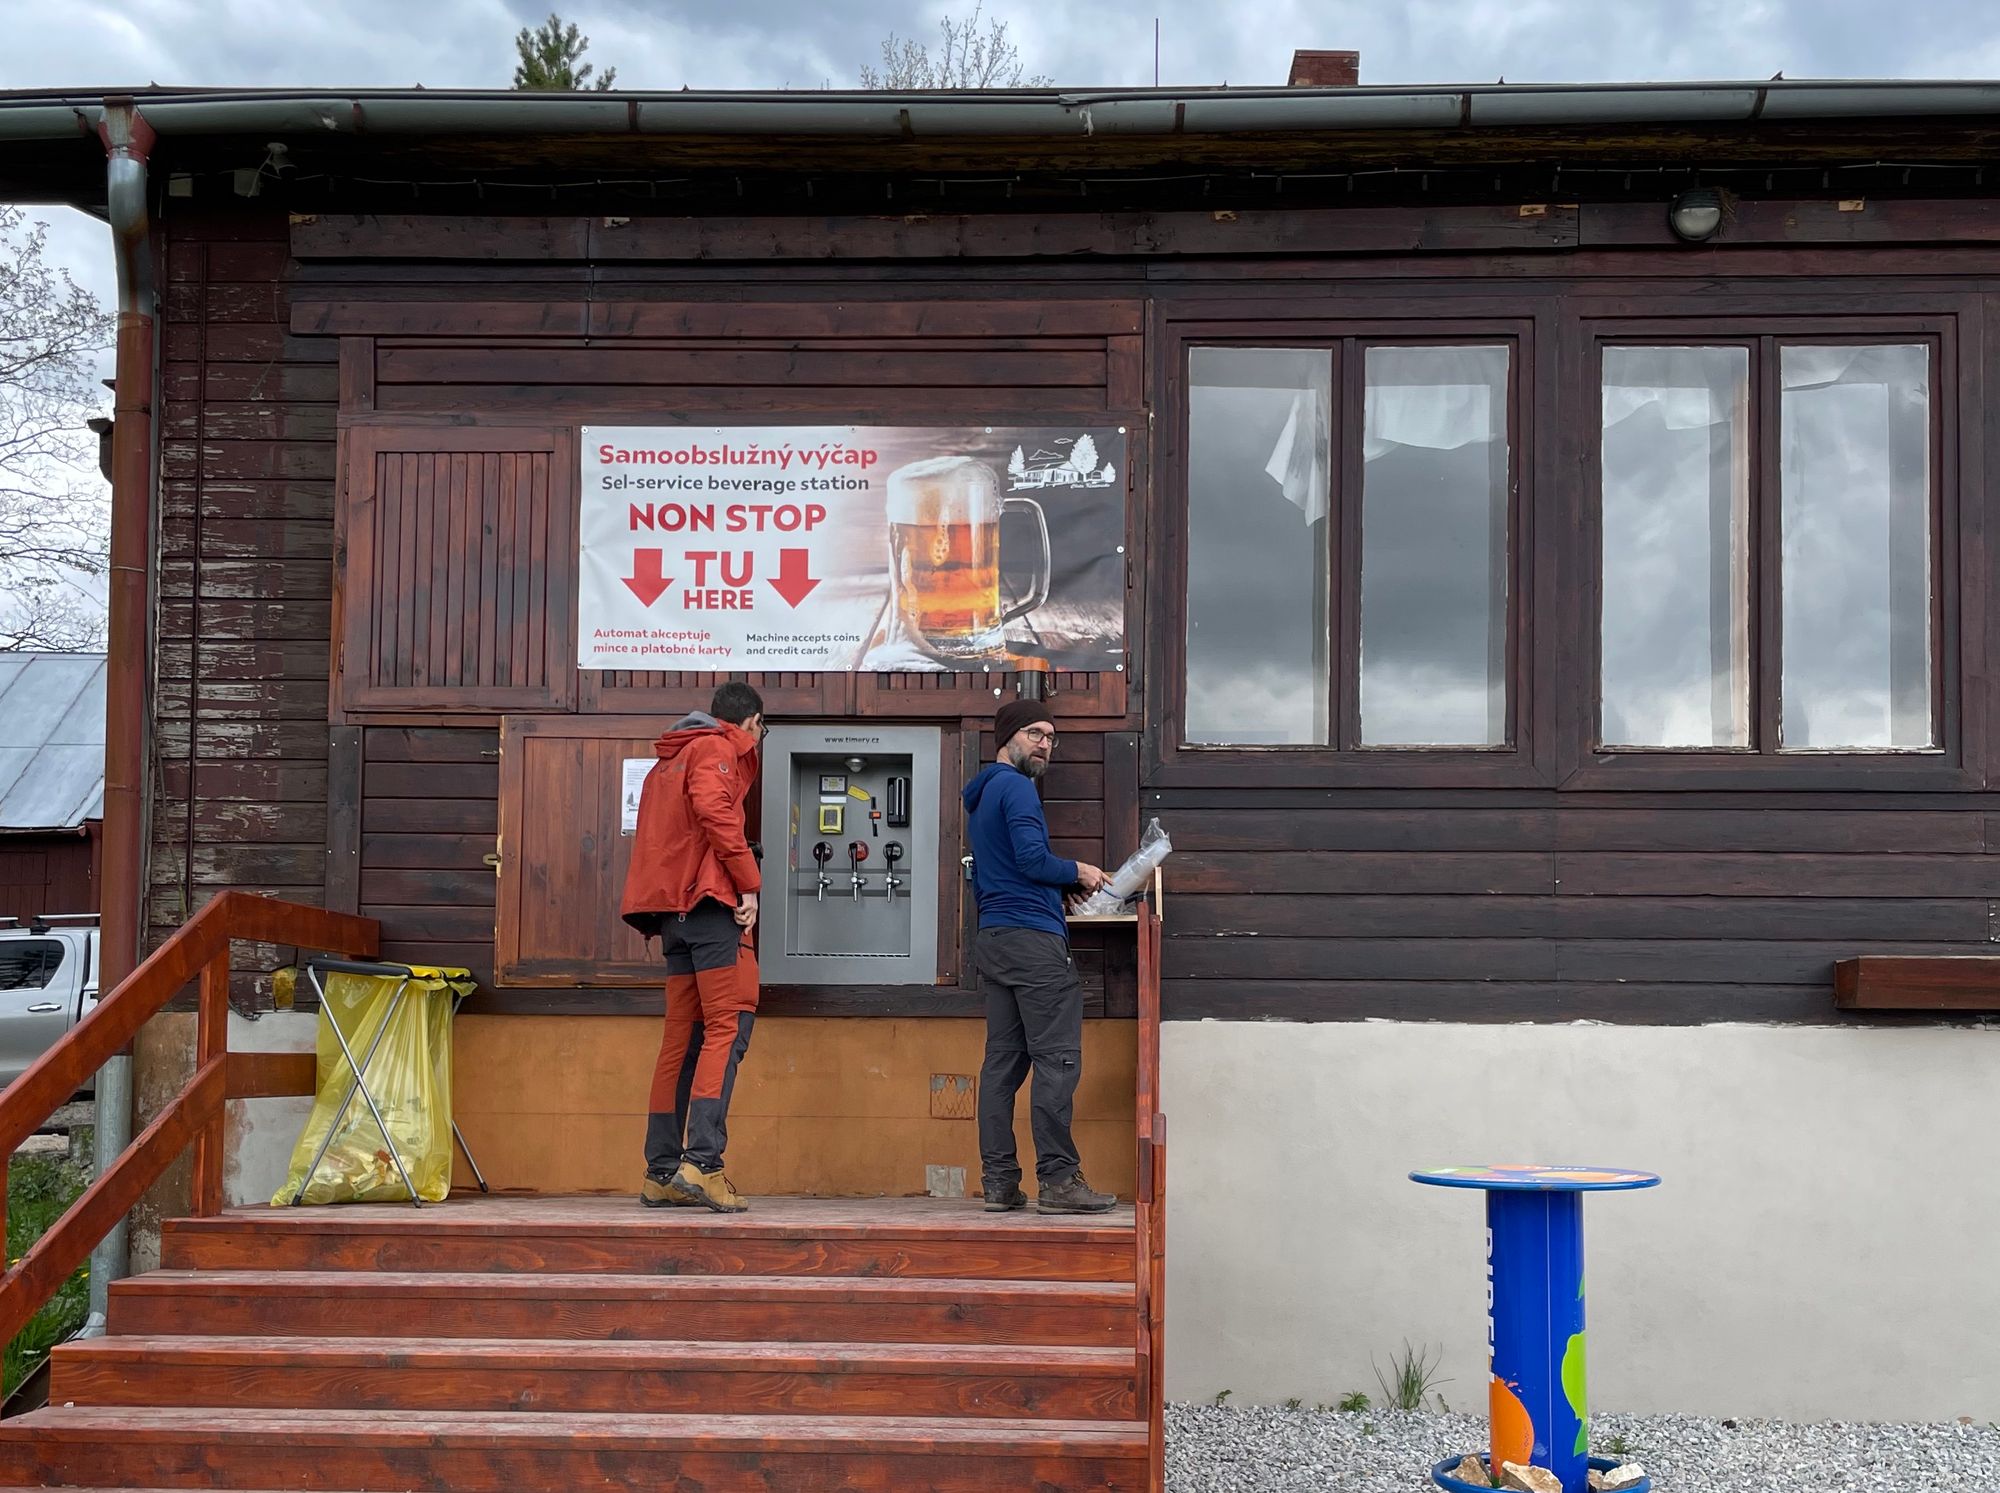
[982,1181,1028,1213]
[640,1172,699,1208]
[669,1161,750,1214]
[1037,1172,1115,1214]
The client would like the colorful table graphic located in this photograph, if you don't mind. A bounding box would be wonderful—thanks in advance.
[1410,1165,1660,1493]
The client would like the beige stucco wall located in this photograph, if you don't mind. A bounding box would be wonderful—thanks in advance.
[1162,1019,2000,1423]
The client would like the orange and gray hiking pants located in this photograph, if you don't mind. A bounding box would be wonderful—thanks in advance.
[645,898,759,1178]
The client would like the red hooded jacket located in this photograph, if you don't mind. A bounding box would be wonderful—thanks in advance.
[619,713,762,937]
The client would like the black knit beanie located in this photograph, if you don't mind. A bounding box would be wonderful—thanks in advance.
[994,697,1054,752]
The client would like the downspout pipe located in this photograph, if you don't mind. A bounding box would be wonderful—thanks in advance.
[84,98,158,1333]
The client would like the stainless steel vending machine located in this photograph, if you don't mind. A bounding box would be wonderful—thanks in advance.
[758,725,943,985]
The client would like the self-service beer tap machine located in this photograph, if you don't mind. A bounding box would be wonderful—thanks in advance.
[761,725,942,984]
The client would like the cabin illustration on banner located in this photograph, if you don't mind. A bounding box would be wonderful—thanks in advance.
[1006,433,1118,490]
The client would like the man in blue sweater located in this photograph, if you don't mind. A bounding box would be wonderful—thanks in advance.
[962,696,1113,1214]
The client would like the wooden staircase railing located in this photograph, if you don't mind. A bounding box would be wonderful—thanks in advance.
[1134,877,1167,1493]
[0,893,378,1346]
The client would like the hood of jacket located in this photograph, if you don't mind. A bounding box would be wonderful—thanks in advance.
[962,761,1017,814]
[654,711,751,763]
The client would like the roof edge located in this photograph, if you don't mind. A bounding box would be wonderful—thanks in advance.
[3,78,2000,145]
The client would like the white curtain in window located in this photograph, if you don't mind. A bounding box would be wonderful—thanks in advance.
[1262,359,1333,523]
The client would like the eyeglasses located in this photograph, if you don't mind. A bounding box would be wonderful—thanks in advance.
[1021,728,1058,747]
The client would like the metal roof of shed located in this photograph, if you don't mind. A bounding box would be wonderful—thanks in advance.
[0,653,107,833]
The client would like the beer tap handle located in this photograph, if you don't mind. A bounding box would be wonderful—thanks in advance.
[849,840,868,900]
[883,841,904,903]
[812,841,833,902]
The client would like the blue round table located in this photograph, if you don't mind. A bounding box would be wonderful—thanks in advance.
[1410,1165,1660,1493]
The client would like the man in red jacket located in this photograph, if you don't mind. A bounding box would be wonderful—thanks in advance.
[620,681,766,1213]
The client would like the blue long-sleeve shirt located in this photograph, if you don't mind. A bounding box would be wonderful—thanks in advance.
[962,762,1078,938]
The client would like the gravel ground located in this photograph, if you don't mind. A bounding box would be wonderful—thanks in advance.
[1168,1404,2000,1493]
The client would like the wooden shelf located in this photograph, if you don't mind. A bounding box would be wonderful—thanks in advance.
[1834,955,2000,1012]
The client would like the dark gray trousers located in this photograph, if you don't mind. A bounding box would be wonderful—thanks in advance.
[974,926,1084,1187]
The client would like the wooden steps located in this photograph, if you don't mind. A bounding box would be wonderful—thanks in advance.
[162,1202,1135,1280]
[3,1195,1149,1492]
[0,1407,1150,1491]
[52,1335,1140,1419]
[107,1268,1134,1344]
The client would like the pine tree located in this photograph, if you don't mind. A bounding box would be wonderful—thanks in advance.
[1069,434,1098,476]
[512,12,618,91]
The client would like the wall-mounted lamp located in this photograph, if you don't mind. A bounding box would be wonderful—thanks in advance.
[1668,188,1725,243]
[86,417,114,482]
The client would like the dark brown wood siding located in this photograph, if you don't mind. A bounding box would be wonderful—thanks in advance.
[1156,793,1998,1022]
[147,203,2000,1020]
[0,832,97,920]
[154,216,334,1005]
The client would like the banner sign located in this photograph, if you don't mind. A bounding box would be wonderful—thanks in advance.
[578,425,1127,673]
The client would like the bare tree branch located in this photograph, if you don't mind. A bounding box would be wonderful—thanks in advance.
[860,3,1052,89]
[0,205,114,653]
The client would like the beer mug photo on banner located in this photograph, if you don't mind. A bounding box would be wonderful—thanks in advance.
[887,455,1052,660]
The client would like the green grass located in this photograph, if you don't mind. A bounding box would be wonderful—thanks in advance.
[1372,1340,1451,1413]
[5,1152,90,1398]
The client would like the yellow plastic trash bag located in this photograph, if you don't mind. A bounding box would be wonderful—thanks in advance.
[271,966,474,1206]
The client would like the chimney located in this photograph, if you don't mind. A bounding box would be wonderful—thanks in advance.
[1288,50,1359,87]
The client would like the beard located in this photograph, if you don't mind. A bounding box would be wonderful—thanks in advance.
[1006,743,1048,779]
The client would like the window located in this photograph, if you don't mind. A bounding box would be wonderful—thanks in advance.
[0,940,64,992]
[1184,341,1516,749]
[1600,346,1752,748]
[1360,346,1511,746]
[1185,348,1332,746]
[1779,345,1933,749]
[1598,340,1935,753]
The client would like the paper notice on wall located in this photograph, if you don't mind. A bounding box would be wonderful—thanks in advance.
[620,758,652,836]
[577,424,1128,673]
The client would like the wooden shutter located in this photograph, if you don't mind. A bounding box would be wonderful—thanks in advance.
[494,716,704,987]
[336,425,576,714]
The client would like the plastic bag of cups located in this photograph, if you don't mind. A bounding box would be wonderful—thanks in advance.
[1074,818,1172,916]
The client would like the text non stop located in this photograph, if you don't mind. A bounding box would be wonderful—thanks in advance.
[629,502,828,534]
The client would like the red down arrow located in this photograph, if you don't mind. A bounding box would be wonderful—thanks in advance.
[623,549,673,607]
[768,548,821,609]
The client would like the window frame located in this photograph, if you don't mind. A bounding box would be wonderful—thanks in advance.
[1153,313,1545,788]
[1558,307,1979,790]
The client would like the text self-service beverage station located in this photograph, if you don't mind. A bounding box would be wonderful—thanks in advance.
[759,725,944,984]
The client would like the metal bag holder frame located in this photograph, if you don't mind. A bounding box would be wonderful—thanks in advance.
[293,956,490,1208]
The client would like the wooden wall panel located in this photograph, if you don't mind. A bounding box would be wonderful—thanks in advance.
[153,203,2000,1025]
[151,213,333,1008]
[1155,794,2000,1022]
